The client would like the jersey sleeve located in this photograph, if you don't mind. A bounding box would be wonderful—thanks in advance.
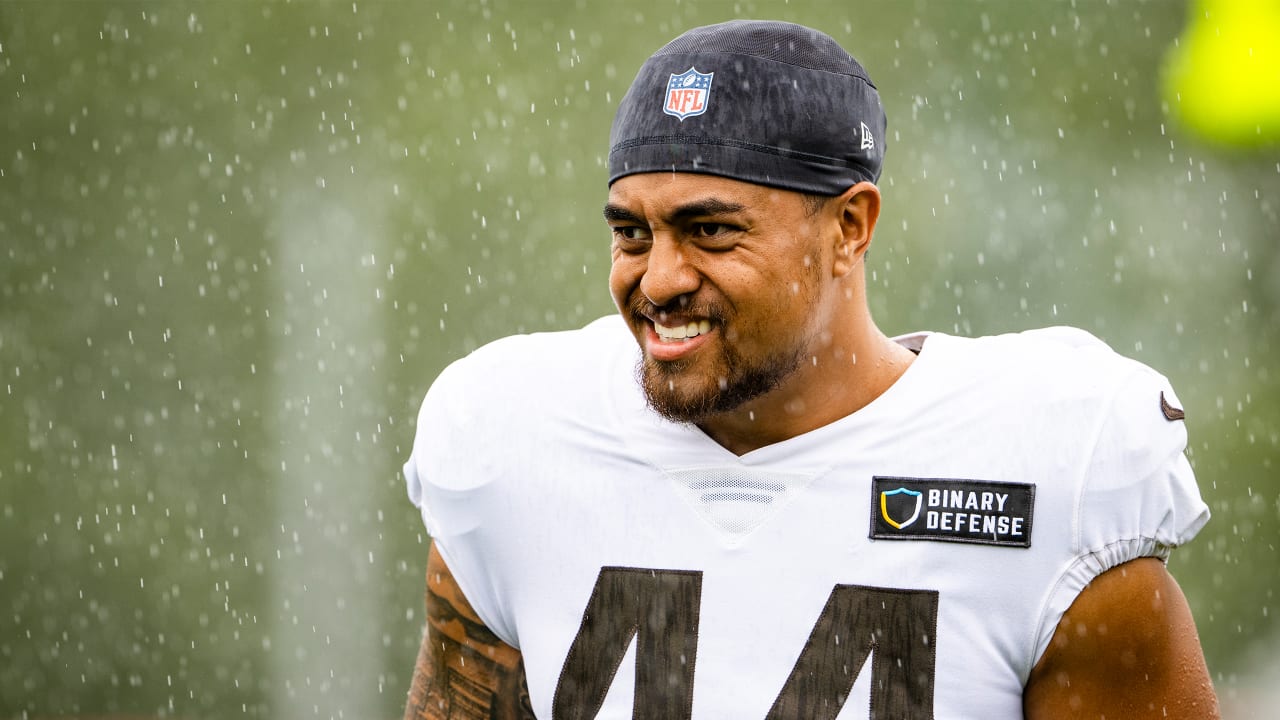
[1032,364,1210,663]
[403,356,520,647]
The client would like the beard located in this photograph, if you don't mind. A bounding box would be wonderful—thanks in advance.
[637,332,807,424]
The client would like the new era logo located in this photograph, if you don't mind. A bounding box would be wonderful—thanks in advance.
[861,121,875,150]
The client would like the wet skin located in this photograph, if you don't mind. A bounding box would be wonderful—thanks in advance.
[403,173,1220,719]
[605,172,915,455]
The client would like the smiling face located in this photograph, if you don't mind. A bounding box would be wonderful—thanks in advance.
[606,173,851,424]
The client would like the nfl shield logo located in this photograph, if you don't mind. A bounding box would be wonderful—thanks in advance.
[664,67,715,121]
[880,487,923,530]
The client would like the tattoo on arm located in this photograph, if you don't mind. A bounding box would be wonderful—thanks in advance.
[404,547,535,720]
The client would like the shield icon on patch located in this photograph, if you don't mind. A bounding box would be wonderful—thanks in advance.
[664,67,715,121]
[880,487,923,529]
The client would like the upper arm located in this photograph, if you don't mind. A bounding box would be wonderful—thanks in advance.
[404,543,534,720]
[1024,557,1219,719]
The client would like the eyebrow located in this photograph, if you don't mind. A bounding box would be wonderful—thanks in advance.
[603,204,643,224]
[603,198,747,225]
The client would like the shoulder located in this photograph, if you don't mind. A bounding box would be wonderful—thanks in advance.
[408,315,636,480]
[920,326,1179,415]
[918,326,1206,548]
[440,315,632,388]
[421,315,634,416]
[932,325,1145,377]
[938,326,1198,507]
[980,328,1193,483]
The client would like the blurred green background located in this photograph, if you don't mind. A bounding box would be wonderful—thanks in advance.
[1,1,1276,718]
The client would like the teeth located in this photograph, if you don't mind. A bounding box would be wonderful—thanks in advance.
[655,319,713,342]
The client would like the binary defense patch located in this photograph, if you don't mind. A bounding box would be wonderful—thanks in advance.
[870,476,1035,547]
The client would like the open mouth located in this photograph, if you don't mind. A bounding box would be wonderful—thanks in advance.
[654,319,712,342]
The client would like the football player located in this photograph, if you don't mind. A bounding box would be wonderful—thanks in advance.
[403,20,1218,719]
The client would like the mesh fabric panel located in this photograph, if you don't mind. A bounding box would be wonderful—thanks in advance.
[666,466,824,546]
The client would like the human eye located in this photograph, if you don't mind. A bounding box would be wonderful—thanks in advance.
[692,223,739,249]
[610,225,652,252]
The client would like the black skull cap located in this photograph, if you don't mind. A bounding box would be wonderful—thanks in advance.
[608,20,886,195]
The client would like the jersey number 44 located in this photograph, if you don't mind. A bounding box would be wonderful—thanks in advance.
[552,567,939,719]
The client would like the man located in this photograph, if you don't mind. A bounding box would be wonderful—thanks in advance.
[403,20,1218,719]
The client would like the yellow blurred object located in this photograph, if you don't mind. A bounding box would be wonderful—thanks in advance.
[1162,0,1280,147]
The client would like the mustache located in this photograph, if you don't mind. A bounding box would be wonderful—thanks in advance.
[628,295,726,323]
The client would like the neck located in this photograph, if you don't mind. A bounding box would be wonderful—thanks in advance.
[697,324,916,456]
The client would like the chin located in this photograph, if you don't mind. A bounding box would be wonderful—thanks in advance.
[637,350,798,424]
[638,360,720,424]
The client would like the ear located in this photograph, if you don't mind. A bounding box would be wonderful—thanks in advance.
[831,181,881,278]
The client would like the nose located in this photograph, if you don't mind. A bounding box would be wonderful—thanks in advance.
[639,238,700,308]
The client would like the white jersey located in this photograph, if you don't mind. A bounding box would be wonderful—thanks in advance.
[403,316,1208,719]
